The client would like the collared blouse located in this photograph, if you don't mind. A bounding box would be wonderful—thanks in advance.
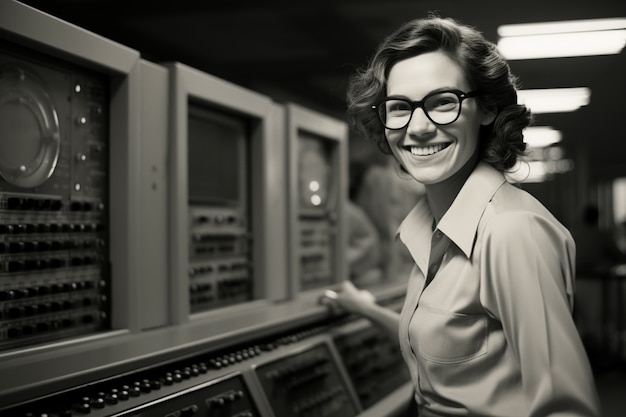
[396,162,600,417]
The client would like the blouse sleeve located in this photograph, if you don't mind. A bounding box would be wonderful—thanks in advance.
[479,211,600,417]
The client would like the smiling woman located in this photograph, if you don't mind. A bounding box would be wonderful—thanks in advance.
[381,52,492,185]
[323,14,602,417]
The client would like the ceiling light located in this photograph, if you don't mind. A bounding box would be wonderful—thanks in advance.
[498,18,626,37]
[517,87,591,114]
[523,126,562,148]
[497,18,626,59]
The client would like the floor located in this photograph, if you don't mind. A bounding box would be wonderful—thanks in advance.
[586,337,626,417]
[595,368,626,417]
[575,275,626,416]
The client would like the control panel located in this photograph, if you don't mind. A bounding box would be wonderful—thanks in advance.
[112,373,259,417]
[186,104,253,314]
[254,342,359,417]
[295,134,337,292]
[188,206,251,313]
[0,312,412,417]
[286,103,348,296]
[0,43,110,351]
[333,322,410,409]
[299,218,334,291]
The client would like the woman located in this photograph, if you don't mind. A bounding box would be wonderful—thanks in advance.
[324,15,600,416]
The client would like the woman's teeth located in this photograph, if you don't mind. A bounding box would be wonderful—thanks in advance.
[409,143,449,156]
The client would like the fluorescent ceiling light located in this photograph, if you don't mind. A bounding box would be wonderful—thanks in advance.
[523,126,562,148]
[498,18,626,37]
[497,18,626,59]
[498,31,626,59]
[517,87,591,114]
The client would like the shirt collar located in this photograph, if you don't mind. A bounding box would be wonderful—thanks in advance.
[396,196,433,269]
[438,162,506,257]
[397,162,506,260]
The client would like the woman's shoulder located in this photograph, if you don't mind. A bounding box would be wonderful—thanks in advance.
[492,181,556,216]
[481,182,571,240]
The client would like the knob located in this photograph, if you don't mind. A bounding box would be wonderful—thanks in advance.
[209,397,225,407]
[180,405,199,417]
[91,397,105,409]
[73,400,91,414]
[0,290,15,301]
[118,389,130,400]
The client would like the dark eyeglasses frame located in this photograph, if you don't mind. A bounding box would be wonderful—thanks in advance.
[371,89,479,130]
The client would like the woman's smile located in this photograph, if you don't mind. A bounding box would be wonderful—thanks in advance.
[405,142,452,156]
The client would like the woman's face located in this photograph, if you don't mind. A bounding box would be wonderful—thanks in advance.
[384,51,492,185]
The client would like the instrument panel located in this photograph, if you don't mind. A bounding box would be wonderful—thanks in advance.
[187,105,252,314]
[0,315,411,417]
[287,104,348,297]
[254,342,359,417]
[111,373,259,417]
[0,42,111,351]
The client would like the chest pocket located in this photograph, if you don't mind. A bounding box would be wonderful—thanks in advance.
[413,304,488,364]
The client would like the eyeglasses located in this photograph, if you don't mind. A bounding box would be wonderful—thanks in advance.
[371,89,479,130]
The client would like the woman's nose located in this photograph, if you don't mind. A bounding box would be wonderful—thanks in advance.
[406,108,436,136]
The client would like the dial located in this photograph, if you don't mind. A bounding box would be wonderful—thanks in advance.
[0,65,61,188]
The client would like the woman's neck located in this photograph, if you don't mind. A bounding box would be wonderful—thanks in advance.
[425,153,479,224]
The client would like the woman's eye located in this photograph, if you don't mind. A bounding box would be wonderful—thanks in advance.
[429,95,458,110]
[387,101,411,113]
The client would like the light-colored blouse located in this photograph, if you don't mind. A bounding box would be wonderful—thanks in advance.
[397,162,600,416]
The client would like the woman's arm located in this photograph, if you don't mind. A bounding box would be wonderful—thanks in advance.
[321,281,400,342]
[480,211,600,416]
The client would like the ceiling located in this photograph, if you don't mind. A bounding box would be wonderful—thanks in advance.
[17,0,626,180]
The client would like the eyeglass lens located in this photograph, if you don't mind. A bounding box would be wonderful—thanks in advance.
[381,91,463,128]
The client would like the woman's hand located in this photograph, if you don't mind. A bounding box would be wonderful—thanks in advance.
[320,280,376,315]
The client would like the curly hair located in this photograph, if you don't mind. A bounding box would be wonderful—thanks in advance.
[346,15,531,172]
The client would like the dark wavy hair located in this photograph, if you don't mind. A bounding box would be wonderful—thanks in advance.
[346,15,531,172]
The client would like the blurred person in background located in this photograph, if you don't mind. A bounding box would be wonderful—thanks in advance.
[346,199,384,285]
[354,158,425,282]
